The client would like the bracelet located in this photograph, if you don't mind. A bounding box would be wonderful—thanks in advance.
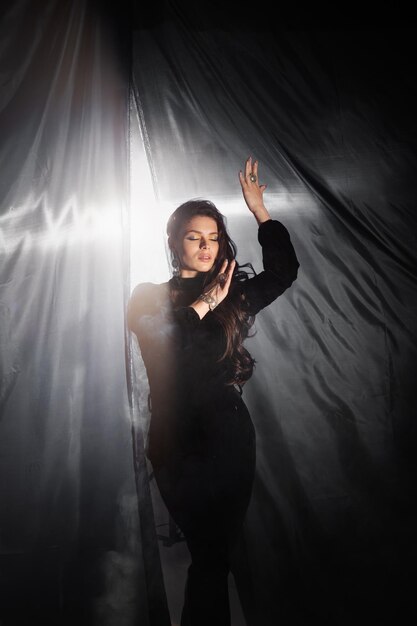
[198,292,217,311]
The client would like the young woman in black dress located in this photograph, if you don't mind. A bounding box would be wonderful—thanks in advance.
[128,157,299,626]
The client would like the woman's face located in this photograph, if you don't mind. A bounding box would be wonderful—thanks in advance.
[177,215,220,277]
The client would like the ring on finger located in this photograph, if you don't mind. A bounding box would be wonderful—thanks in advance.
[218,273,227,284]
[249,173,257,183]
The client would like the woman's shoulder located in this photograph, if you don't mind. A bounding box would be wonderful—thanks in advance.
[128,281,170,322]
[130,281,166,299]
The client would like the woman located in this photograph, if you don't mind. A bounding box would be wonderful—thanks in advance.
[128,157,299,626]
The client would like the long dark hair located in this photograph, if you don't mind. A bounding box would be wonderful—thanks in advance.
[167,199,256,386]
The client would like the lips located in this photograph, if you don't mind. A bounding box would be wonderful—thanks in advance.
[198,255,212,261]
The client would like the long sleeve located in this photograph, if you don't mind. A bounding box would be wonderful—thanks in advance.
[127,282,213,398]
[128,283,195,466]
[236,218,299,316]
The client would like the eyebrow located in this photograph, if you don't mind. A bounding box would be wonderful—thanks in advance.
[184,230,218,235]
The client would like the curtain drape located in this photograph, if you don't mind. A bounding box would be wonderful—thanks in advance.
[0,1,169,624]
[131,7,417,624]
[2,1,416,624]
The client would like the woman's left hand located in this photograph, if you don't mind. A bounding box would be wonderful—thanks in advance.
[238,157,271,224]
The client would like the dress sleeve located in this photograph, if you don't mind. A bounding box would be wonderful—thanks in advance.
[236,219,300,316]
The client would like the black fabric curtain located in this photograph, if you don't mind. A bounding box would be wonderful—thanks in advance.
[1,0,417,624]
[131,6,417,625]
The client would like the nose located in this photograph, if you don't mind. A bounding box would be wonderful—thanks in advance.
[200,238,209,249]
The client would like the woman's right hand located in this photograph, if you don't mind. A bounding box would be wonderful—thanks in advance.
[190,259,236,318]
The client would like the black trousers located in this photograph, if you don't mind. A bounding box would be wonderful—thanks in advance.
[153,389,256,626]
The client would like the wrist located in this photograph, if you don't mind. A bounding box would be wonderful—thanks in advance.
[189,298,212,320]
[252,205,271,224]
[198,292,218,310]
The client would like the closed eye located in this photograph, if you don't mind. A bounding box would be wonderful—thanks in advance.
[186,236,219,241]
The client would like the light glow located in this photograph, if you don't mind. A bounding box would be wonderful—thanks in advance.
[1,196,123,253]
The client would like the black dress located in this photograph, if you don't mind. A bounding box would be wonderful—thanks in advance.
[128,219,299,626]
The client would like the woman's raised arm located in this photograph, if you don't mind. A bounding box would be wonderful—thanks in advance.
[239,156,271,225]
[236,157,299,315]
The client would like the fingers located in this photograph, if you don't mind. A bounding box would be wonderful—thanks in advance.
[215,259,229,290]
[217,259,233,280]
[221,259,233,274]
[226,260,236,286]
[216,258,235,289]
[245,156,252,179]
[219,258,235,275]
[207,259,236,307]
[219,258,229,274]
[240,156,260,185]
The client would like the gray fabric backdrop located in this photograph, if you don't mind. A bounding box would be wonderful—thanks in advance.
[1,0,416,623]
[131,12,417,625]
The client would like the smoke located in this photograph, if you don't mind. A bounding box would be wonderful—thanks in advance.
[93,490,150,626]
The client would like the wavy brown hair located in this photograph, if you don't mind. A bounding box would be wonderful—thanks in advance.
[167,199,256,386]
